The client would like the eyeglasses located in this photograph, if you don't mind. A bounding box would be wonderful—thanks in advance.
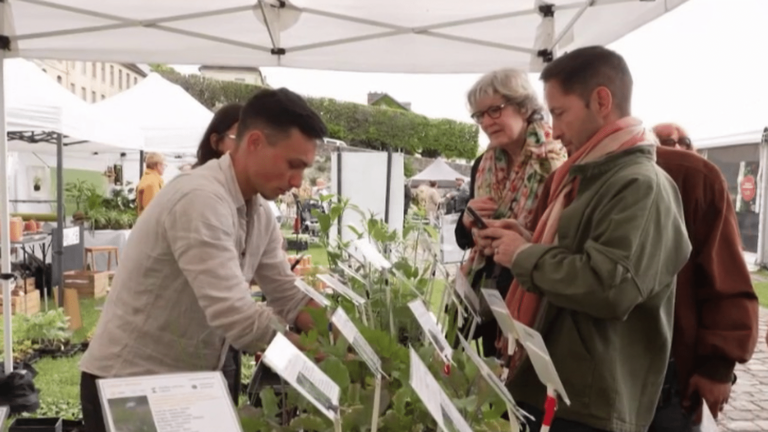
[659,137,692,149]
[471,103,509,124]
[226,134,236,140]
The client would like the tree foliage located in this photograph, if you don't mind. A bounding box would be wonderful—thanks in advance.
[151,65,479,160]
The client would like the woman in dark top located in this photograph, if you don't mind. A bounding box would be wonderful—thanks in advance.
[455,69,567,357]
[194,103,243,167]
[193,102,244,404]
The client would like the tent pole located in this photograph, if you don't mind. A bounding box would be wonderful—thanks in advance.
[384,146,392,226]
[55,133,64,307]
[0,5,13,374]
[336,147,342,239]
[757,128,768,267]
[139,150,145,178]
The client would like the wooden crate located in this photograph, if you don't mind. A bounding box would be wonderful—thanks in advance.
[0,290,41,315]
[21,277,35,294]
[63,271,109,299]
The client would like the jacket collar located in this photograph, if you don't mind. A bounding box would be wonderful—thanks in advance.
[569,145,657,179]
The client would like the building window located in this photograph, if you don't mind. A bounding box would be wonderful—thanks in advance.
[81,87,86,100]
[42,68,47,73]
[134,77,138,85]
[110,65,114,86]
[57,76,62,84]
[101,63,105,83]
[126,73,131,88]
[80,62,86,74]
[118,70,123,90]
[101,94,106,101]
[70,83,75,93]
[91,91,96,103]
[91,62,97,78]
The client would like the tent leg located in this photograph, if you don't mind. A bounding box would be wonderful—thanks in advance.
[384,146,392,226]
[0,28,13,374]
[55,133,64,307]
[139,150,145,179]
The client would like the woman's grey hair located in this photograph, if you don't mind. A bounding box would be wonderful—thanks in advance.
[467,69,544,119]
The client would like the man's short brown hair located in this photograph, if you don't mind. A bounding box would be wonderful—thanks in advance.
[540,46,633,117]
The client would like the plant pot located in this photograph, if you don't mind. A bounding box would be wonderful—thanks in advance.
[61,419,84,432]
[8,417,63,432]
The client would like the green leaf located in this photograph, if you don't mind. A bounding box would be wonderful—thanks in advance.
[392,386,411,417]
[258,388,280,419]
[320,356,351,390]
[289,413,330,431]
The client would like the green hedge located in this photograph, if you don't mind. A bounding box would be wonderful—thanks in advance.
[153,66,479,160]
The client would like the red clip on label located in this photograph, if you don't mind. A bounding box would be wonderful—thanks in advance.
[542,392,558,428]
[443,363,451,375]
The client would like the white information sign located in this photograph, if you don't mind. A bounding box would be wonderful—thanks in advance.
[453,272,480,317]
[262,333,341,421]
[337,263,368,286]
[294,279,331,307]
[408,299,453,364]
[331,308,384,376]
[318,274,367,306]
[62,226,80,247]
[409,348,472,432]
[97,372,242,432]
[480,288,570,406]
[349,239,392,270]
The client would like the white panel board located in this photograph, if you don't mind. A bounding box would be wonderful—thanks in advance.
[330,151,404,244]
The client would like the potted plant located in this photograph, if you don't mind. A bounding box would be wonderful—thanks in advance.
[32,176,42,192]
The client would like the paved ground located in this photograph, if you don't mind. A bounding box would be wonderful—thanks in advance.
[718,307,768,431]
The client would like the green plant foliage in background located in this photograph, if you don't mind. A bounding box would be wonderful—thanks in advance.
[65,179,137,231]
[151,66,479,160]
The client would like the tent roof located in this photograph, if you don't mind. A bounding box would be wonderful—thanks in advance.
[4,58,144,152]
[411,159,468,187]
[696,129,765,150]
[7,0,688,73]
[95,73,213,154]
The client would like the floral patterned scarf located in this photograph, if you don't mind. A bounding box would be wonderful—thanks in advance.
[461,120,567,276]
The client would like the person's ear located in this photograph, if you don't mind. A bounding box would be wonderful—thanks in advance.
[209,134,220,151]
[591,87,613,117]
[246,130,266,151]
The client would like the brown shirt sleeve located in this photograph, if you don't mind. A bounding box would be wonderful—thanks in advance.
[691,167,759,381]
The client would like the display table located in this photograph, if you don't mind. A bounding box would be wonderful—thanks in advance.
[83,229,130,272]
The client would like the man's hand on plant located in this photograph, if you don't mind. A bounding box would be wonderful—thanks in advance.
[285,331,327,363]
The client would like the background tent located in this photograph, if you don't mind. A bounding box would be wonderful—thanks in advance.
[410,159,469,188]
[95,73,212,155]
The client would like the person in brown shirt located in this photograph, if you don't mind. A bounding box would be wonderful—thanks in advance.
[525,130,759,431]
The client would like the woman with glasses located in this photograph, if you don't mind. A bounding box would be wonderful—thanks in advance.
[194,103,244,167]
[454,69,567,358]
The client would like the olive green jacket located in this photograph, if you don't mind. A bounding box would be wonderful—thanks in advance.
[509,146,691,432]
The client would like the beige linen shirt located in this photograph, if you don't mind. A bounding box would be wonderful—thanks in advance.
[80,154,310,378]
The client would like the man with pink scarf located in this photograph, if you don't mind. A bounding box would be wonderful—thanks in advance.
[477,46,692,431]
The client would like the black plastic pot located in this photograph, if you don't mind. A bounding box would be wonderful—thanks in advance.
[61,419,83,432]
[9,417,63,432]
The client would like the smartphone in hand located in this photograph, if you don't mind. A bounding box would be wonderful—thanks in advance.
[465,206,488,229]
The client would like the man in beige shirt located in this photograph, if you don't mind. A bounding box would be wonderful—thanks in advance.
[79,88,328,432]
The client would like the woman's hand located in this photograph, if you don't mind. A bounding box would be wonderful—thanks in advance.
[477,227,531,269]
[485,219,533,242]
[462,197,496,229]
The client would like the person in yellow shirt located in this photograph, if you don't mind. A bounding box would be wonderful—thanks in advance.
[136,152,166,215]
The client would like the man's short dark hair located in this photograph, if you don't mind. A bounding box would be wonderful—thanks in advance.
[540,46,633,117]
[237,87,328,143]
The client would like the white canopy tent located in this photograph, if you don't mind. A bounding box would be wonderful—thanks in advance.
[95,73,213,155]
[410,159,469,188]
[0,0,689,372]
[8,0,687,73]
[5,58,143,152]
